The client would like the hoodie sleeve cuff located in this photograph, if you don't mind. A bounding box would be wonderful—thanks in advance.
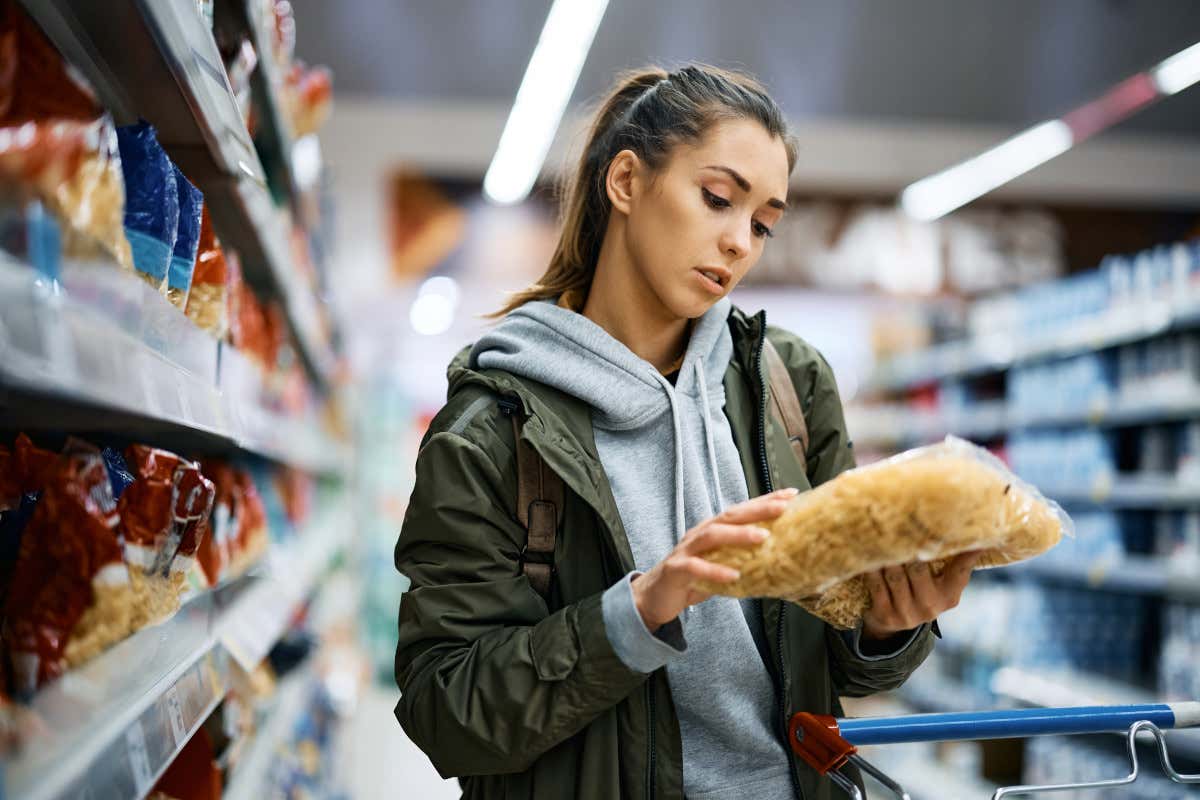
[601,572,687,674]
[842,622,926,662]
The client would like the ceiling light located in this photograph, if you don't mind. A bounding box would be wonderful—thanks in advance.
[1152,40,1200,96]
[482,0,609,205]
[901,120,1073,222]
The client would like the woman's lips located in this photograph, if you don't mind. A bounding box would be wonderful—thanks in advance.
[694,267,727,296]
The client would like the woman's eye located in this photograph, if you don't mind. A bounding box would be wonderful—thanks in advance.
[702,187,731,209]
[753,221,774,239]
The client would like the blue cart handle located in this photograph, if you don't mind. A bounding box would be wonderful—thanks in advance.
[838,701,1200,746]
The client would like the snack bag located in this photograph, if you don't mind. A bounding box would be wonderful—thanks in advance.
[116,121,178,292]
[698,436,1071,629]
[167,167,203,310]
[118,446,215,628]
[195,460,238,587]
[229,468,268,575]
[2,440,131,692]
[184,208,229,337]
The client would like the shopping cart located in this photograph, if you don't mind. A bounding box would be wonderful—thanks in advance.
[789,702,1200,798]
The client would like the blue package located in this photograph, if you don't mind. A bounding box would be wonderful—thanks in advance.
[168,166,203,306]
[101,447,135,500]
[116,121,178,289]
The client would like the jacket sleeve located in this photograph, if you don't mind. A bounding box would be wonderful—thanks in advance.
[771,328,937,697]
[394,429,647,778]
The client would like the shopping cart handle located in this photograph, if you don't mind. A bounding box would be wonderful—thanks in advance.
[836,702,1200,746]
[787,713,855,774]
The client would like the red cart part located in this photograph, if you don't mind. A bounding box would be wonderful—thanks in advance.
[787,713,854,774]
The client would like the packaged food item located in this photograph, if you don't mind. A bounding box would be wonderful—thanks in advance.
[148,726,221,800]
[167,167,203,310]
[230,468,268,574]
[195,460,234,587]
[116,121,178,292]
[0,0,99,123]
[231,271,271,369]
[117,445,214,627]
[2,440,131,692]
[699,436,1071,629]
[183,208,230,337]
[287,63,332,137]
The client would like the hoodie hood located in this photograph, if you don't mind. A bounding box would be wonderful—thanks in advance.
[470,296,746,547]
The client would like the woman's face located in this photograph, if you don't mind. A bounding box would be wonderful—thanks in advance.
[621,118,790,319]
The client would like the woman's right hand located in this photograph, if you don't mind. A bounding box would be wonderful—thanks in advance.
[630,487,800,630]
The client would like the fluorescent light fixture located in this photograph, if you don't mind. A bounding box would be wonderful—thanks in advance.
[292,134,323,190]
[900,120,1073,222]
[483,0,609,205]
[409,276,460,336]
[1152,40,1200,96]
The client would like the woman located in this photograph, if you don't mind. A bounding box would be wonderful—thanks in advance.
[394,64,977,800]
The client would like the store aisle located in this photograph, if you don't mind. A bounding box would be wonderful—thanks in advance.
[342,684,460,800]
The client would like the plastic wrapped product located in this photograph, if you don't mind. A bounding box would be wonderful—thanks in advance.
[229,468,268,575]
[195,460,235,587]
[167,167,202,310]
[117,446,215,628]
[184,208,229,337]
[698,436,1071,629]
[2,440,131,691]
[116,121,178,292]
[0,0,100,123]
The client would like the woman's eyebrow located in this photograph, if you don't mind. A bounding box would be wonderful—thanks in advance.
[702,165,787,210]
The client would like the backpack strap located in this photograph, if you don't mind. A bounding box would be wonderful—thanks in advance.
[762,337,809,475]
[503,398,564,599]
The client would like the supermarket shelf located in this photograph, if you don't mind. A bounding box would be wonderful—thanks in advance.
[224,664,315,800]
[1045,475,1200,509]
[990,666,1200,762]
[1001,555,1200,602]
[0,258,349,477]
[2,506,347,800]
[214,0,305,208]
[21,0,336,390]
[867,294,1200,394]
[848,389,1200,449]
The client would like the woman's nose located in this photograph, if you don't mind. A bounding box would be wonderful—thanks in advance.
[719,221,750,261]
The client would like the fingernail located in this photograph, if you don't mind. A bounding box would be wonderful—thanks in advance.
[780,487,800,496]
[725,569,741,581]
[753,527,770,541]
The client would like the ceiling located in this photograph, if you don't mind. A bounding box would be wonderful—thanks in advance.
[292,0,1200,137]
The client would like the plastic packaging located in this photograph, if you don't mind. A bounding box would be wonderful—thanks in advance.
[117,445,215,628]
[2,439,131,692]
[167,167,203,310]
[116,121,178,292]
[0,0,99,123]
[699,436,1072,629]
[183,208,230,337]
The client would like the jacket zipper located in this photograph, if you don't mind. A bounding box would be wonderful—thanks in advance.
[753,317,806,800]
[645,680,656,800]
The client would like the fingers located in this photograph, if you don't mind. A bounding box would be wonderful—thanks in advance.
[714,488,799,524]
[883,565,917,622]
[864,570,891,618]
[684,523,769,555]
[668,555,740,584]
[904,561,940,618]
[936,550,982,605]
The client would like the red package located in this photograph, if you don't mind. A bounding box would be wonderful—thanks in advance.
[118,446,214,579]
[229,469,267,573]
[275,467,312,526]
[0,446,18,512]
[184,208,230,338]
[195,460,235,586]
[148,726,220,800]
[0,0,100,124]
[2,442,124,692]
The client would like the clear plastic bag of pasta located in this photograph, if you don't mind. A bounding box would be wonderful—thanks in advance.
[698,436,1073,629]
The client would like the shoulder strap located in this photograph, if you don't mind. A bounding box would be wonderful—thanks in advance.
[762,337,809,475]
[505,400,564,600]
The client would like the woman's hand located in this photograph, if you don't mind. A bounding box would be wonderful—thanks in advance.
[630,487,800,630]
[860,551,982,641]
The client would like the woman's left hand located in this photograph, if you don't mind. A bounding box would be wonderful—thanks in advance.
[860,551,982,642]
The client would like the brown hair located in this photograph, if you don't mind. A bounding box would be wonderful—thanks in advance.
[490,63,797,317]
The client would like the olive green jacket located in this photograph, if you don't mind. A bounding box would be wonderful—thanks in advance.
[395,307,935,799]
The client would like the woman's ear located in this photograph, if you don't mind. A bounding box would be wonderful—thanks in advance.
[605,149,640,216]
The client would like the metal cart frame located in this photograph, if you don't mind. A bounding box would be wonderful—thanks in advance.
[788,702,1200,799]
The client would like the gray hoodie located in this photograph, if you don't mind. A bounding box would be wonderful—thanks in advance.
[471,297,795,800]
